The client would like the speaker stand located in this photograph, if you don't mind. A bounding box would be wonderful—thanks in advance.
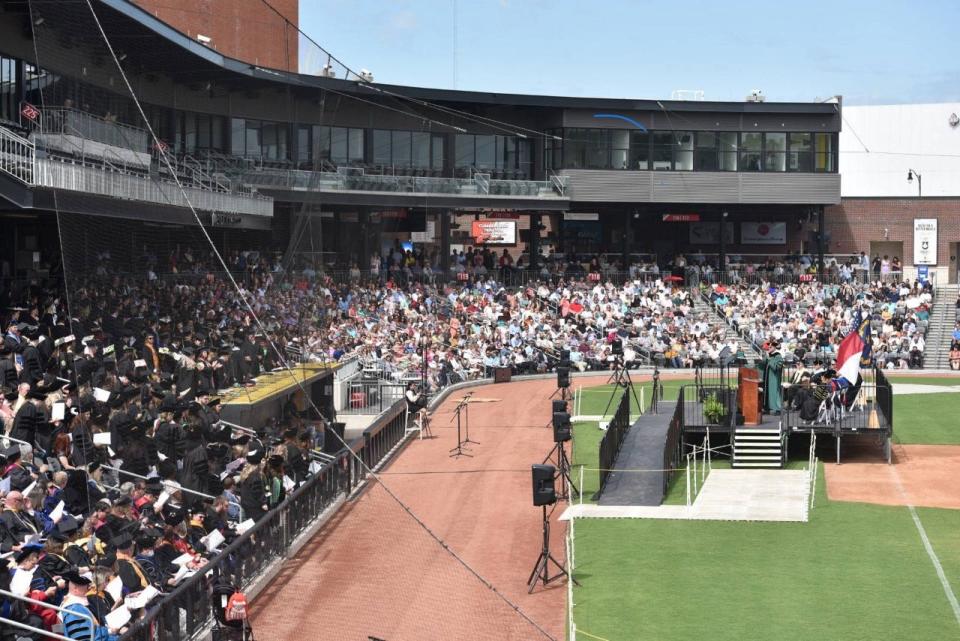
[527,505,579,593]
[543,441,579,500]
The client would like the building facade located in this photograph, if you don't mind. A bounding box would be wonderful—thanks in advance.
[830,103,960,283]
[0,0,842,277]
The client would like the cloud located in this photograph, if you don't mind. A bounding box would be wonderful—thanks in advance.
[388,9,418,32]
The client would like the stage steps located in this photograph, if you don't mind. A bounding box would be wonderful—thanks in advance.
[732,426,784,468]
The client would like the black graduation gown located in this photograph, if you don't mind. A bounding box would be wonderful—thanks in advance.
[117,556,150,592]
[0,508,41,552]
[0,356,17,388]
[180,442,209,500]
[239,469,268,522]
[10,403,39,446]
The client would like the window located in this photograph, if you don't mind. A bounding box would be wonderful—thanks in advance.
[348,129,364,163]
[694,132,718,171]
[297,126,310,163]
[674,132,694,171]
[652,132,674,170]
[815,133,836,172]
[740,132,762,171]
[455,134,474,168]
[313,125,330,161]
[231,118,245,155]
[1,56,19,124]
[373,129,391,165]
[475,135,495,169]
[391,130,412,167]
[629,131,649,170]
[412,132,430,168]
[245,120,261,157]
[788,133,812,171]
[764,132,786,172]
[431,135,444,171]
[563,128,588,169]
[545,129,563,171]
[584,129,608,169]
[610,130,630,170]
[718,132,737,171]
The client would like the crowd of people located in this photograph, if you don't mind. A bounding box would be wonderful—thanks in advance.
[705,278,934,369]
[0,244,947,639]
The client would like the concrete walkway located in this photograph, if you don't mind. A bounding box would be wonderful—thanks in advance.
[561,468,811,523]
[891,383,960,395]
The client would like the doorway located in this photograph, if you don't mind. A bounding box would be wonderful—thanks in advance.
[950,242,960,284]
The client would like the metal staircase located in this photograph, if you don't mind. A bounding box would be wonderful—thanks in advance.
[924,284,959,369]
[732,426,785,468]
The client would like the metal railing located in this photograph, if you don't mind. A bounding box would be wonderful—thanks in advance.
[36,107,151,152]
[680,383,735,429]
[240,166,568,199]
[34,158,273,216]
[663,388,684,496]
[0,125,35,183]
[119,400,408,641]
[592,388,631,500]
[339,379,406,415]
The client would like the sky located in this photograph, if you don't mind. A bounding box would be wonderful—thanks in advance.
[298,0,960,105]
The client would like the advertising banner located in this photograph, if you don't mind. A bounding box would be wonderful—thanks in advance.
[689,222,734,245]
[913,218,937,265]
[740,222,787,245]
[471,219,517,245]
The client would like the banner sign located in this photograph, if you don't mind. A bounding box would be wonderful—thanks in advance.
[564,212,599,221]
[211,213,242,227]
[20,102,40,123]
[471,220,517,245]
[913,218,937,265]
[740,222,787,245]
[689,222,734,245]
[917,265,929,283]
[662,213,700,222]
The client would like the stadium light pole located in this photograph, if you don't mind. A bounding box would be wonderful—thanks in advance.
[907,169,921,198]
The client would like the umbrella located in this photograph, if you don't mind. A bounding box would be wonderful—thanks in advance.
[663,275,684,282]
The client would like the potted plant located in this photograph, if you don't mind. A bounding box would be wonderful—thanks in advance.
[703,393,728,425]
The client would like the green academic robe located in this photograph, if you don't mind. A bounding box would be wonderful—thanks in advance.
[761,352,784,413]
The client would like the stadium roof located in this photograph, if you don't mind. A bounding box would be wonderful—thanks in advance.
[72,0,837,114]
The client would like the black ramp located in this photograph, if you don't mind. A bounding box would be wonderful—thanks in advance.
[598,402,673,506]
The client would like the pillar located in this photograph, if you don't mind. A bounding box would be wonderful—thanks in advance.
[530,213,541,272]
[359,209,370,271]
[440,211,451,274]
[817,205,826,279]
[621,211,631,270]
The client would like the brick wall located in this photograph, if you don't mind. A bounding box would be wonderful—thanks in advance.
[827,198,960,280]
[133,0,299,72]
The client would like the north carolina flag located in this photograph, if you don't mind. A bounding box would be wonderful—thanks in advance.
[836,313,871,387]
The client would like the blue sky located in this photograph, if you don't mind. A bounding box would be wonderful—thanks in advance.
[299,0,960,104]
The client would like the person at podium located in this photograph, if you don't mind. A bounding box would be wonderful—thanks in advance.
[760,342,784,415]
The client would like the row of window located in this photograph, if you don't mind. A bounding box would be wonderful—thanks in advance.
[545,129,837,172]
[0,56,17,125]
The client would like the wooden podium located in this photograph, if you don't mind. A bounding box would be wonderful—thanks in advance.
[738,367,761,426]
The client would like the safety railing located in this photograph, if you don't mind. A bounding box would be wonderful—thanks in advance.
[36,107,151,152]
[339,379,407,415]
[34,158,273,216]
[240,166,569,199]
[591,387,631,500]
[664,387,684,495]
[119,400,408,641]
[680,383,735,429]
[0,125,35,183]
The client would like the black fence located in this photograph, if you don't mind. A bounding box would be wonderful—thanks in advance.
[662,388,685,496]
[119,401,408,641]
[681,383,736,430]
[782,369,893,435]
[592,388,632,500]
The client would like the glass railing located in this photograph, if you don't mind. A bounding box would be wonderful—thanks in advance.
[36,107,151,152]
[242,167,568,198]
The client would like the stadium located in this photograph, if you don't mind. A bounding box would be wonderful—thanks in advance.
[0,1,958,640]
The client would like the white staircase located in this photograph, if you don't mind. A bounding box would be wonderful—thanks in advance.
[691,293,759,363]
[732,426,784,468]
[924,284,959,369]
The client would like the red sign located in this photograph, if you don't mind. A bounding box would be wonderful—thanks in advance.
[152,140,169,153]
[20,102,40,123]
[662,213,700,222]
[456,272,470,281]
[799,274,815,282]
[485,211,520,219]
[588,273,601,281]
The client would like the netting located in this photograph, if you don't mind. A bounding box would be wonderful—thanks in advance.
[16,1,559,639]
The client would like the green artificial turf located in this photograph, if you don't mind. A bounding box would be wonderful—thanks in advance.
[893,392,960,445]
[886,375,960,386]
[573,380,684,417]
[570,467,960,641]
[568,381,960,641]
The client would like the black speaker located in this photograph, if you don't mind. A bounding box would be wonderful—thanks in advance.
[552,412,571,442]
[560,349,571,365]
[552,399,568,414]
[532,464,557,506]
[323,422,346,454]
[557,366,570,389]
[611,338,623,355]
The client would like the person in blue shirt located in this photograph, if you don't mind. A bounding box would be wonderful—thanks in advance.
[59,570,125,641]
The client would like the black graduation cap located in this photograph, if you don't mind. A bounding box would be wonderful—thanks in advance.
[4,445,21,461]
[26,389,48,401]
[62,570,92,586]
[162,504,187,527]
[109,532,135,550]
[94,553,117,569]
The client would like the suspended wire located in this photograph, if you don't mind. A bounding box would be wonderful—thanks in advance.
[78,2,555,636]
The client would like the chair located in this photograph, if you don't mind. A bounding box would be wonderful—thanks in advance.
[405,406,431,440]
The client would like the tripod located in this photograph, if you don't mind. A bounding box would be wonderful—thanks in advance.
[448,394,473,458]
[548,384,572,402]
[527,504,579,593]
[543,440,578,500]
[602,355,642,418]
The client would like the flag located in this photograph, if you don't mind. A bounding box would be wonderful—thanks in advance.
[836,312,871,387]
